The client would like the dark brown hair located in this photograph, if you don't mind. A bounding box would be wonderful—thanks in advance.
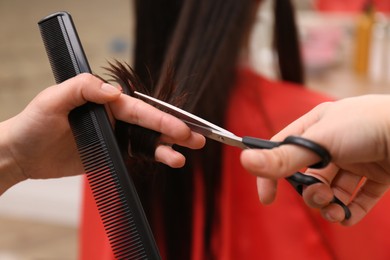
[107,0,303,259]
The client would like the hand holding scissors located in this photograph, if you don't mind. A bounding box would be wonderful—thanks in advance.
[134,91,351,220]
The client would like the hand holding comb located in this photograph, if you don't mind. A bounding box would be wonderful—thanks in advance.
[38,11,161,260]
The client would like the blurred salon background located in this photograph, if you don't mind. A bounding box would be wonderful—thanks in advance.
[0,0,390,259]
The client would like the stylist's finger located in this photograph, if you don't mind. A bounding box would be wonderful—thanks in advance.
[31,73,121,113]
[155,145,186,168]
[304,167,362,222]
[305,168,364,223]
[109,94,205,146]
[301,164,339,208]
[342,179,388,226]
[256,177,278,204]
[303,183,334,208]
[240,145,320,179]
[159,133,205,150]
[319,179,386,225]
[240,103,332,179]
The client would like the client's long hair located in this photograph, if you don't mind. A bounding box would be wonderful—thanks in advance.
[107,0,303,259]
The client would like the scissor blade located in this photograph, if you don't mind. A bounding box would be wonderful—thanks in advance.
[134,91,234,136]
[184,121,248,149]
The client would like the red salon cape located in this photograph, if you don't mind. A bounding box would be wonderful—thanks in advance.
[79,68,390,259]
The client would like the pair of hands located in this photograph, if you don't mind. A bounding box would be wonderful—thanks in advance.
[240,95,390,226]
[0,74,205,194]
[2,74,389,226]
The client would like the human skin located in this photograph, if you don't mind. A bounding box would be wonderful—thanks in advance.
[240,94,390,226]
[0,73,205,195]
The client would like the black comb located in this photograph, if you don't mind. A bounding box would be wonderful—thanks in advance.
[38,12,161,259]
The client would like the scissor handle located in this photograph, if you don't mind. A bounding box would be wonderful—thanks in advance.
[243,136,351,220]
[285,172,321,194]
[281,136,331,169]
[242,135,331,169]
[286,172,351,220]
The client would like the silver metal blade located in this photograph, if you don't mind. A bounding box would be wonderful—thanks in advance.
[134,91,234,136]
[183,121,247,149]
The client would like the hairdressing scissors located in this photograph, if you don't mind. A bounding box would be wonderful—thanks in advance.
[134,91,351,220]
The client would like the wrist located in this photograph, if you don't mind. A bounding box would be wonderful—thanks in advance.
[0,119,26,195]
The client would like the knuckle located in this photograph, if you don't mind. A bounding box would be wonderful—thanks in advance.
[75,73,100,91]
[315,101,332,111]
[272,148,291,175]
[131,99,144,125]
[77,73,95,83]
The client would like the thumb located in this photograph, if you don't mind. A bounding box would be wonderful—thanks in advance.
[240,144,320,179]
[37,73,121,114]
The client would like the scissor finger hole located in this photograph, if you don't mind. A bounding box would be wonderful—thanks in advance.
[283,136,331,169]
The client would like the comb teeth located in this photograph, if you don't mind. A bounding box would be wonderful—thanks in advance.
[72,107,147,259]
[38,12,161,260]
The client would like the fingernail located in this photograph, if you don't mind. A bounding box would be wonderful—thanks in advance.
[246,150,265,171]
[324,212,337,222]
[101,83,121,95]
[313,193,328,205]
[243,150,265,165]
[114,84,123,91]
